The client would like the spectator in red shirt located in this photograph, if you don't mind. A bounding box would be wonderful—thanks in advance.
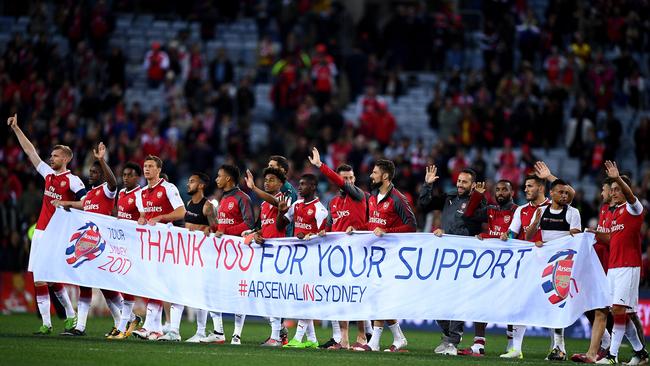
[143,42,170,89]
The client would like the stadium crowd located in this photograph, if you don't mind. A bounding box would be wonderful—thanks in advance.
[2,1,650,285]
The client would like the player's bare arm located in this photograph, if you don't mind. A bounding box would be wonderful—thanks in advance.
[203,201,217,234]
[51,200,83,210]
[148,205,186,225]
[605,160,636,204]
[7,114,43,168]
[93,142,117,192]
[245,169,280,206]
[535,161,575,203]
[525,207,544,241]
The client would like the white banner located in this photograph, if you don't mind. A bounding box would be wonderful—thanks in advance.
[31,208,610,328]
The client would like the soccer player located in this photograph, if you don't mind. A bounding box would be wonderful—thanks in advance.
[160,172,218,342]
[276,173,329,349]
[455,179,518,356]
[499,161,572,360]
[308,147,370,350]
[132,155,186,341]
[525,178,582,242]
[244,167,290,347]
[570,178,616,362]
[418,165,486,356]
[596,161,649,365]
[209,164,256,345]
[7,114,83,335]
[53,143,124,337]
[108,162,145,340]
[357,159,414,352]
[268,155,298,234]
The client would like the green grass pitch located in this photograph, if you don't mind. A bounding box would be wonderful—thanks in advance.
[0,314,638,365]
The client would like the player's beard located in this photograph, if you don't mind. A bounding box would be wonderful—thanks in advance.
[187,188,197,195]
[370,181,382,191]
[496,196,509,205]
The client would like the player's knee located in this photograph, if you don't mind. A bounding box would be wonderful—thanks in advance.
[611,305,627,316]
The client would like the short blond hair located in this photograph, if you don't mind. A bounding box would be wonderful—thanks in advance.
[52,145,73,159]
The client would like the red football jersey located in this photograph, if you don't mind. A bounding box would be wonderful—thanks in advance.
[260,193,285,238]
[319,164,368,232]
[140,178,184,222]
[609,200,645,269]
[464,190,518,238]
[217,187,255,236]
[284,198,328,236]
[36,162,85,230]
[507,198,550,242]
[367,186,416,233]
[483,203,518,238]
[594,203,613,271]
[82,183,116,215]
[117,186,142,221]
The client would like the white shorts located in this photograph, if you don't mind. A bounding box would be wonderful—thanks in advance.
[607,267,640,310]
[27,229,45,273]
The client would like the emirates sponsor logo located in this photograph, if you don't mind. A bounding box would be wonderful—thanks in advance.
[610,223,625,232]
[261,218,275,226]
[143,206,163,213]
[336,210,350,217]
[489,229,504,236]
[218,218,235,224]
[295,222,313,230]
[84,203,99,211]
[45,190,63,200]
[369,217,387,225]
[117,211,133,219]
[596,225,611,233]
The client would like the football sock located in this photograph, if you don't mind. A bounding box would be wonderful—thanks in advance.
[35,285,52,328]
[170,303,184,333]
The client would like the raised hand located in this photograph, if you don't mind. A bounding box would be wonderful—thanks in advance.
[604,160,620,179]
[308,147,322,168]
[7,113,17,129]
[425,165,439,184]
[277,195,290,213]
[93,142,107,160]
[475,182,486,194]
[244,169,255,190]
[534,161,552,180]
